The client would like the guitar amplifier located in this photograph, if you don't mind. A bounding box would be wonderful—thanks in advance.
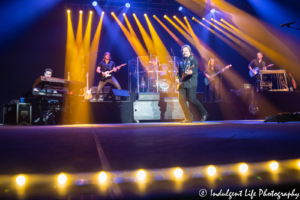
[164,97,187,120]
[3,102,32,125]
[133,101,161,121]
[137,93,160,101]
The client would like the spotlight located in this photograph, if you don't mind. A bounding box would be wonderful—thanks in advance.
[153,15,156,17]
[239,163,248,173]
[270,161,279,171]
[202,17,205,20]
[221,18,223,21]
[111,12,114,15]
[174,168,183,178]
[211,18,214,21]
[102,11,104,15]
[211,8,216,14]
[58,173,67,184]
[125,3,130,8]
[16,175,26,186]
[137,170,146,181]
[144,14,147,16]
[98,171,107,183]
[192,17,195,20]
[123,13,125,16]
[67,10,70,13]
[79,10,83,14]
[298,161,300,168]
[173,15,176,18]
[92,1,97,6]
[90,11,93,14]
[184,16,186,19]
[164,15,167,18]
[133,13,136,16]
[178,6,183,11]
[207,165,216,176]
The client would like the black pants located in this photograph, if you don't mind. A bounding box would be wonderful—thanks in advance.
[208,80,220,102]
[178,85,207,121]
[97,76,121,98]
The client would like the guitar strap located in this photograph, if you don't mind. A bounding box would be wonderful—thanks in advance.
[184,57,192,73]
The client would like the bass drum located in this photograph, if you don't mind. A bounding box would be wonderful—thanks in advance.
[153,77,174,93]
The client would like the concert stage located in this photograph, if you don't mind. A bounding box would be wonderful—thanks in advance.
[1,120,300,199]
[68,91,300,124]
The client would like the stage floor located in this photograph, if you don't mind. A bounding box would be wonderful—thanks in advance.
[1,120,300,174]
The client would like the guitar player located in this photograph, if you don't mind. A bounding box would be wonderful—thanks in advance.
[176,44,208,123]
[96,52,121,100]
[204,58,224,102]
[248,52,267,87]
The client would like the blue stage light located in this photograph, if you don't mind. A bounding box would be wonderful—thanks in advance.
[125,3,130,8]
[178,6,183,11]
[211,8,216,14]
[92,1,97,6]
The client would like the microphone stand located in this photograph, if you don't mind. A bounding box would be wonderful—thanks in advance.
[78,51,100,80]
[281,21,300,30]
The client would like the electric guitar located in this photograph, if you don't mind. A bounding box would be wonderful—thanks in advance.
[176,65,195,91]
[99,63,127,80]
[249,64,274,77]
[204,64,232,86]
[84,72,92,100]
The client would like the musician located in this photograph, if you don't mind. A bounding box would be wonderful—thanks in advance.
[176,45,208,123]
[33,68,56,92]
[33,68,60,125]
[204,58,224,102]
[248,52,266,86]
[96,52,121,100]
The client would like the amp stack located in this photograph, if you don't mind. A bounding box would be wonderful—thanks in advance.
[133,93,186,123]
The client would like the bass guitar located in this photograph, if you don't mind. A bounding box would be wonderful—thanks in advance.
[99,63,127,80]
[249,64,274,77]
[204,64,232,86]
[176,65,195,91]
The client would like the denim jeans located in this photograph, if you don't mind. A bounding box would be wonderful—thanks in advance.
[97,76,121,99]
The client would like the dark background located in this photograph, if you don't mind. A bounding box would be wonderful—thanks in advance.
[1,0,300,123]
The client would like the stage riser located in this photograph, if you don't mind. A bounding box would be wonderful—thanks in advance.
[23,92,300,123]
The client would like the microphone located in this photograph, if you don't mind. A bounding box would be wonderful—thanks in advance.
[280,21,296,27]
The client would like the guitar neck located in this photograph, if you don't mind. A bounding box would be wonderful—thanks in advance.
[210,65,231,78]
[211,71,221,78]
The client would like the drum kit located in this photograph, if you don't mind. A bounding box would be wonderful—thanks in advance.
[138,60,177,93]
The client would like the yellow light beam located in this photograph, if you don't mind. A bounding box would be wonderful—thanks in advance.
[69,11,83,82]
[124,15,137,39]
[174,17,191,35]
[145,15,170,64]
[154,16,185,47]
[183,17,208,70]
[165,16,195,46]
[218,19,284,68]
[82,12,93,74]
[184,17,250,93]
[199,18,254,61]
[65,11,75,76]
[154,16,203,65]
[133,15,156,55]
[90,13,104,86]
[112,14,147,57]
